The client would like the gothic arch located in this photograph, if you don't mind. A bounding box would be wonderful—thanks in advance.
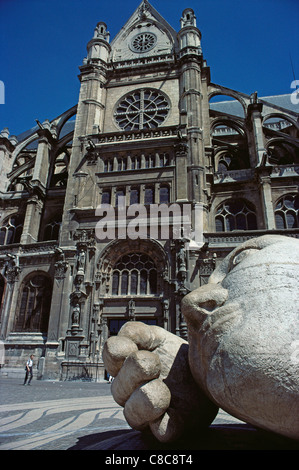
[265,137,299,165]
[214,146,251,172]
[210,116,247,138]
[119,16,177,51]
[12,134,39,160]
[208,89,248,117]
[97,238,169,278]
[273,193,299,229]
[214,198,257,232]
[263,113,299,131]
[211,117,250,171]
[0,213,24,245]
[54,106,77,139]
[40,211,62,241]
[14,271,53,334]
[7,152,35,192]
[111,253,158,296]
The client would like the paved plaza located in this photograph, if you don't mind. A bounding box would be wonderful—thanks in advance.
[0,375,298,451]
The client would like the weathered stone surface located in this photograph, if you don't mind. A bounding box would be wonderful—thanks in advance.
[111,350,161,406]
[182,235,299,441]
[102,335,138,377]
[103,235,299,443]
[103,321,218,442]
[124,379,171,430]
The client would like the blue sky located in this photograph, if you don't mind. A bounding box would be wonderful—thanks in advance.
[0,0,298,136]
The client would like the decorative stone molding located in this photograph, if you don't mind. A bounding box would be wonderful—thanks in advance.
[176,237,190,295]
[214,168,254,184]
[54,248,68,282]
[174,141,188,157]
[73,229,96,249]
[96,126,178,146]
[127,298,136,320]
[4,254,20,283]
[204,230,299,247]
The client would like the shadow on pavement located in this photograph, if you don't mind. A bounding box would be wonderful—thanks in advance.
[69,424,299,451]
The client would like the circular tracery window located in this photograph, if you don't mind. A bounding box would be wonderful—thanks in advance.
[114,89,170,131]
[130,32,157,53]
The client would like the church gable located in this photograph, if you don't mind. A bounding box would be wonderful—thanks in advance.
[110,0,178,63]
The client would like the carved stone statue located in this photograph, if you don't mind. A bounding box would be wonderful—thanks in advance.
[72,304,80,326]
[77,247,86,273]
[103,235,299,443]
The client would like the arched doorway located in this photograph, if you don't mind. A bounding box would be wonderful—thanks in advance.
[96,239,169,337]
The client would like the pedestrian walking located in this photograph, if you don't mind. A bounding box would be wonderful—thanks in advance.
[108,374,114,384]
[23,354,34,385]
[107,372,114,384]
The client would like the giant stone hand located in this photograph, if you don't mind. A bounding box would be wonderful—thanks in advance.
[103,321,218,442]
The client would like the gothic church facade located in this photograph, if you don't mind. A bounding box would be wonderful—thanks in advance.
[0,1,298,380]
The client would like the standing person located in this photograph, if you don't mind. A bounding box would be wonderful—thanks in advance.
[23,354,34,385]
[108,374,114,384]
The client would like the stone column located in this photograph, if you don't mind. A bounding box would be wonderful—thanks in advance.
[178,13,207,211]
[175,141,189,202]
[20,127,54,244]
[31,129,53,191]
[20,195,44,244]
[247,98,266,167]
[46,249,69,346]
[0,256,20,339]
[256,169,276,230]
[0,129,16,193]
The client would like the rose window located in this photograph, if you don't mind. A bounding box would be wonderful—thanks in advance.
[114,89,170,131]
[130,32,157,53]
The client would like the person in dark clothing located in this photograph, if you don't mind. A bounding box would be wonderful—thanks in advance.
[23,354,34,385]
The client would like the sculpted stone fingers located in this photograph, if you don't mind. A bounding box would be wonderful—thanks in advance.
[111,350,161,406]
[118,321,166,350]
[102,321,220,442]
[123,379,171,431]
[102,335,138,377]
[149,407,185,443]
[103,324,174,438]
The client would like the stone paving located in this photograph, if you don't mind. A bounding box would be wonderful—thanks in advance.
[0,375,298,451]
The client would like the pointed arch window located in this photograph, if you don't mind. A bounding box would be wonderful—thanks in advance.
[215,199,257,232]
[274,194,299,229]
[111,253,157,296]
[0,214,24,245]
[14,274,52,333]
[42,215,62,241]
